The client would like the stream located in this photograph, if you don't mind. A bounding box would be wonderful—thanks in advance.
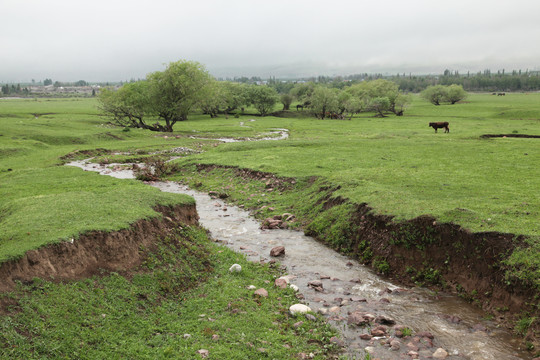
[67,159,532,360]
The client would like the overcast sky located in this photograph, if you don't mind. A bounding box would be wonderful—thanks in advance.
[2,0,540,82]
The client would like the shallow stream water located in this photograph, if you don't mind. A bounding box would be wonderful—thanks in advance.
[67,160,532,360]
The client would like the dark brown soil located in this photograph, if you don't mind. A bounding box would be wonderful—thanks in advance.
[481,134,540,139]
[0,204,198,294]
[347,204,534,315]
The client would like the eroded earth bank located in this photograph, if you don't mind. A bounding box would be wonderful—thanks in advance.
[50,160,537,359]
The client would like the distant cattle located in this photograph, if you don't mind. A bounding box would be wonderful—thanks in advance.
[429,121,450,133]
[296,104,304,111]
[497,92,506,96]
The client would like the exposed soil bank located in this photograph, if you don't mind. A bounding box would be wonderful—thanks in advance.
[345,204,534,315]
[0,204,198,293]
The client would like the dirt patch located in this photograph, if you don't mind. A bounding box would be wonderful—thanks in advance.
[0,204,198,294]
[481,134,540,139]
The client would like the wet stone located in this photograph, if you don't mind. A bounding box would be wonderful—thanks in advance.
[472,323,488,332]
[432,348,449,358]
[274,278,287,289]
[270,246,285,257]
[375,315,396,325]
[416,331,434,339]
[351,296,367,302]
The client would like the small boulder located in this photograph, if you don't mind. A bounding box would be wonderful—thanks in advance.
[416,331,434,339]
[375,315,396,325]
[270,246,285,257]
[307,280,324,292]
[254,288,268,298]
[228,264,242,273]
[197,349,209,358]
[432,348,448,359]
[390,339,401,351]
[274,278,287,289]
[289,304,312,316]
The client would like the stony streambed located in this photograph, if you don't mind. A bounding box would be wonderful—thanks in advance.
[68,160,532,360]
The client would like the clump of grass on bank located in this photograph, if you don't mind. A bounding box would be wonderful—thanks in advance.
[0,227,340,359]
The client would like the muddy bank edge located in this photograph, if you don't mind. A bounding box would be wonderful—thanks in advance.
[0,203,198,293]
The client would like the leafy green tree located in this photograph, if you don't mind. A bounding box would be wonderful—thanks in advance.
[43,79,53,86]
[310,86,339,119]
[393,93,412,115]
[444,84,468,104]
[339,91,365,120]
[221,82,248,113]
[280,93,293,110]
[198,80,227,118]
[146,60,213,130]
[368,97,391,117]
[246,85,278,116]
[421,85,447,105]
[98,81,154,130]
[362,79,404,115]
[290,82,316,107]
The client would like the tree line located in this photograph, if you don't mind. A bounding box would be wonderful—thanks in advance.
[98,60,427,132]
[1,84,30,96]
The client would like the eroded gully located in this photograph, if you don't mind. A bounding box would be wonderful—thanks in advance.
[67,158,531,360]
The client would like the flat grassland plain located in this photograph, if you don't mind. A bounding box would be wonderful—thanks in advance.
[0,93,539,357]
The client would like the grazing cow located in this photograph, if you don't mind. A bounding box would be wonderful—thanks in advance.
[296,104,304,111]
[429,122,450,133]
[497,92,506,96]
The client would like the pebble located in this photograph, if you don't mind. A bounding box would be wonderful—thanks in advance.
[433,348,449,358]
[289,304,312,315]
[254,288,268,297]
[390,339,401,351]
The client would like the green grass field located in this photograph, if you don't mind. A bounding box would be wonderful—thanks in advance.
[1,94,539,262]
[170,93,540,236]
[1,93,539,356]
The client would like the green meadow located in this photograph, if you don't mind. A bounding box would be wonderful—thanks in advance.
[1,94,539,261]
[171,93,539,236]
[0,93,539,356]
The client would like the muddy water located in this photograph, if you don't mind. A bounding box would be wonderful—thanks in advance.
[68,161,531,359]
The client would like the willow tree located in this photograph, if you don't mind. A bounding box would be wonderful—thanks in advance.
[146,60,213,131]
